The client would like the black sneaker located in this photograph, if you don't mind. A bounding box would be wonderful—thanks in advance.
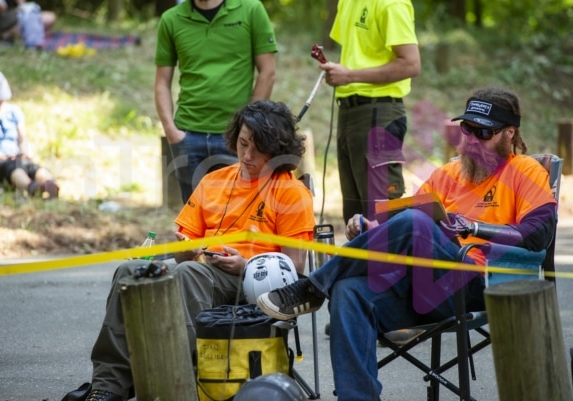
[257,278,325,320]
[85,389,123,401]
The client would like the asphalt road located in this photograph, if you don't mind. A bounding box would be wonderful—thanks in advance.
[1,222,573,401]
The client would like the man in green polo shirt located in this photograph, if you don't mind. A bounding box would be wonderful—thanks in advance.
[155,0,277,203]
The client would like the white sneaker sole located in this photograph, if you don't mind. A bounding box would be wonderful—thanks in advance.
[257,293,297,321]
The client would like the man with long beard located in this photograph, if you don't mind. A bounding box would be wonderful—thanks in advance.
[257,87,558,401]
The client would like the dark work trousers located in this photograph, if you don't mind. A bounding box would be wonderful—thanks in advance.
[336,100,407,223]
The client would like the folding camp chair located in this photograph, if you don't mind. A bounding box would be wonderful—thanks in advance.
[290,173,321,399]
[377,154,563,401]
[291,245,321,400]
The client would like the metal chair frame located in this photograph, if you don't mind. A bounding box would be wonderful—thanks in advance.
[290,173,321,399]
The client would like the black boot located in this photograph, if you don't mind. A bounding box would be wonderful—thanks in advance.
[85,389,123,401]
[60,382,91,401]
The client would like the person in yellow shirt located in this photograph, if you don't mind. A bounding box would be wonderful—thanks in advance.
[258,87,557,401]
[319,0,421,223]
[63,100,315,401]
[319,0,421,345]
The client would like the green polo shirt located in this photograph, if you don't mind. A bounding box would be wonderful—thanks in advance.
[155,0,277,133]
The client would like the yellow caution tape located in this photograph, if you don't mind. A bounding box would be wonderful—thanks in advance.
[1,231,572,280]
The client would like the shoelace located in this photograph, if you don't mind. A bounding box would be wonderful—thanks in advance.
[86,389,116,401]
[276,280,312,307]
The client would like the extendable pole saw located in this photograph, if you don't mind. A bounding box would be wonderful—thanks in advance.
[296,44,328,122]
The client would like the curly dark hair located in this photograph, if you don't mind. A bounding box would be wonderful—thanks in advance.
[469,87,527,154]
[224,100,306,173]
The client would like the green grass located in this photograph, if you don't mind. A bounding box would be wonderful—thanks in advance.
[1,17,572,203]
[2,16,572,256]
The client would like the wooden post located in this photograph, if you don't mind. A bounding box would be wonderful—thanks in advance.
[484,280,573,401]
[107,0,125,21]
[161,137,182,211]
[295,129,317,181]
[557,120,573,175]
[443,120,460,163]
[435,43,450,74]
[119,273,198,401]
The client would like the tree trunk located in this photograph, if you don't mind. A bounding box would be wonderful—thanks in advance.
[474,0,483,27]
[449,0,466,23]
[156,0,177,16]
[108,0,124,21]
[321,0,337,50]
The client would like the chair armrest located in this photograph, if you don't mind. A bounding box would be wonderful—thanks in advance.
[456,243,545,287]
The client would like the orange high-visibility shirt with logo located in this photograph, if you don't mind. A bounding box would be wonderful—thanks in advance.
[417,154,556,264]
[175,164,315,258]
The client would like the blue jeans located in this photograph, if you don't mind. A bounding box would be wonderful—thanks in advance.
[309,209,484,401]
[168,131,237,203]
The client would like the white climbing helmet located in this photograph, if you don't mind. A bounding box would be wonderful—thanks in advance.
[243,252,298,304]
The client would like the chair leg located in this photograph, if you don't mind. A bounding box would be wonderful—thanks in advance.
[310,310,321,398]
[291,323,319,399]
[292,368,319,399]
[307,249,320,397]
[570,347,573,387]
[467,332,477,381]
[454,289,471,400]
[427,334,442,401]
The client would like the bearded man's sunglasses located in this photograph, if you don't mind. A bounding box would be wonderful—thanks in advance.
[460,121,506,141]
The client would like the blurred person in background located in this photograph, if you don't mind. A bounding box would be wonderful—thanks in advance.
[0,71,58,199]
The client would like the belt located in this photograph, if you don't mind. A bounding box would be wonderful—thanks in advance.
[337,95,403,108]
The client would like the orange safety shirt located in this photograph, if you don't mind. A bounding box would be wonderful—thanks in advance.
[175,164,315,258]
[417,154,557,265]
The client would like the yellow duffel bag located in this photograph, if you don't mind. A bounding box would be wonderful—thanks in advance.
[195,304,294,401]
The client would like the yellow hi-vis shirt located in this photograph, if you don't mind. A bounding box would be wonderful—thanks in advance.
[330,0,418,99]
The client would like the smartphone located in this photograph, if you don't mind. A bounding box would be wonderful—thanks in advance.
[203,250,229,257]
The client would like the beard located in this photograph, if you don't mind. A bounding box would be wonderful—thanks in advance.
[459,134,512,184]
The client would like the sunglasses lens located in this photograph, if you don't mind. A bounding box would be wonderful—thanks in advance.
[478,130,493,140]
[460,123,495,140]
[460,124,473,137]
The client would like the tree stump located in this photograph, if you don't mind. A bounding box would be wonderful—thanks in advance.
[443,119,460,163]
[484,280,573,401]
[119,272,198,401]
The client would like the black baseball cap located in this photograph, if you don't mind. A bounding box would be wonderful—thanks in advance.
[452,98,521,127]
